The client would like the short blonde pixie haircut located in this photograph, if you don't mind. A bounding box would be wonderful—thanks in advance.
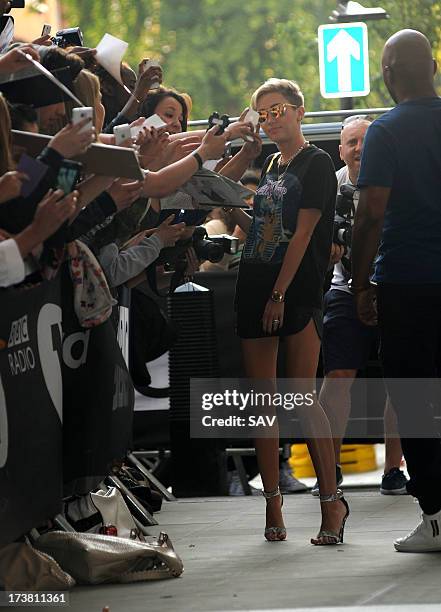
[251,78,304,110]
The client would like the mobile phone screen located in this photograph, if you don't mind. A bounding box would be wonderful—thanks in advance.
[158,209,210,226]
[57,162,82,195]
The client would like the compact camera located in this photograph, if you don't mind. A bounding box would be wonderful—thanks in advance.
[51,27,83,49]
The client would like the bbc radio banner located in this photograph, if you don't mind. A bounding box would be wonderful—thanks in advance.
[0,279,63,546]
[0,271,134,546]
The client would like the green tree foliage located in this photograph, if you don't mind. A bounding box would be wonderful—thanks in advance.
[61,0,441,118]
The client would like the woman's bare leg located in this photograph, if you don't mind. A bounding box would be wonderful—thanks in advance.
[285,320,347,542]
[241,337,284,535]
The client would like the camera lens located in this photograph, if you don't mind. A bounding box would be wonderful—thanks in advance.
[194,239,224,263]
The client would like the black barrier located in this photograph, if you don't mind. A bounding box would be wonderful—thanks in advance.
[0,279,63,546]
[60,266,134,489]
[0,268,135,545]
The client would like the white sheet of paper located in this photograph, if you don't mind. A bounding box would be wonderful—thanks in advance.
[203,159,222,172]
[171,168,254,208]
[95,33,128,85]
[0,17,14,53]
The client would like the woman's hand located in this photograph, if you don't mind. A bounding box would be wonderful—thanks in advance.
[49,119,96,158]
[240,131,262,161]
[155,215,186,247]
[0,46,40,74]
[31,189,78,240]
[134,59,163,102]
[262,299,285,335]
[0,171,29,203]
[198,125,227,162]
[161,135,202,165]
[14,189,78,258]
[137,126,170,167]
[107,179,144,210]
[225,120,254,143]
[32,34,52,46]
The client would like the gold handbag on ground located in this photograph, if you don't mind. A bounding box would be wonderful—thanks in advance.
[34,530,183,585]
[0,540,75,591]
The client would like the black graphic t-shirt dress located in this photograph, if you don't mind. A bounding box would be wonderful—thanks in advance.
[235,144,336,339]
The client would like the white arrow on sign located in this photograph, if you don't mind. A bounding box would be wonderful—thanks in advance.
[327,29,360,92]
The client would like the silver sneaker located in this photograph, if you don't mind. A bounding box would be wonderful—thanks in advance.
[394,509,441,552]
[279,461,307,493]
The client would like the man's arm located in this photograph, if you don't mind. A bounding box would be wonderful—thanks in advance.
[351,186,390,287]
[351,185,390,325]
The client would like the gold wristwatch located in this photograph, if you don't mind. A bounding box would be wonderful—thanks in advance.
[271,290,285,303]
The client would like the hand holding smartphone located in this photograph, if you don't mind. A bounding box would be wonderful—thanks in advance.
[141,59,162,89]
[71,107,94,134]
[143,114,167,129]
[41,23,52,37]
[242,108,259,142]
[57,160,82,195]
[113,124,132,146]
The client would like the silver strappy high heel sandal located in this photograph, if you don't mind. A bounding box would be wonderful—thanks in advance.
[262,487,286,542]
[311,488,350,546]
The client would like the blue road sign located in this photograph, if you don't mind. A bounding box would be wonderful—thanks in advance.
[318,22,370,99]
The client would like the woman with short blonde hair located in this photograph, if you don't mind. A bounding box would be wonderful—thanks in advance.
[231,77,349,545]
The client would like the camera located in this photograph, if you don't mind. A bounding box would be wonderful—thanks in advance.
[9,1,25,8]
[51,27,83,49]
[157,226,239,271]
[208,112,229,135]
[333,183,357,269]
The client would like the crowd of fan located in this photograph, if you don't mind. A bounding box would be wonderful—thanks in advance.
[0,41,264,291]
[0,8,266,519]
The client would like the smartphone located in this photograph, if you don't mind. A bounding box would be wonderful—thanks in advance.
[41,23,52,37]
[56,160,82,195]
[71,107,94,134]
[242,108,259,142]
[158,209,210,226]
[143,114,167,130]
[113,123,132,146]
[142,59,161,89]
[9,0,25,8]
[244,108,259,127]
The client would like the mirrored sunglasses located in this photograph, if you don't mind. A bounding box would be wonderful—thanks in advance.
[257,102,298,124]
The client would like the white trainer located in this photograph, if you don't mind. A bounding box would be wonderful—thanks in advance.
[394,510,441,552]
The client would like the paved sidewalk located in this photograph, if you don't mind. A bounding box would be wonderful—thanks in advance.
[68,490,441,612]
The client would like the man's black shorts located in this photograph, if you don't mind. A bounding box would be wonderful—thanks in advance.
[322,288,378,375]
